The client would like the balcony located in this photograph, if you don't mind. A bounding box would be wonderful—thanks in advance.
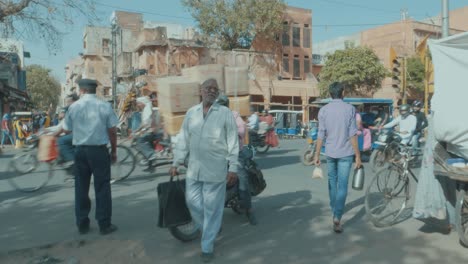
[117,52,133,77]
[135,28,167,51]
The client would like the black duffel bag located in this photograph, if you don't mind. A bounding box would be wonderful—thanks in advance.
[157,176,192,228]
[246,159,266,196]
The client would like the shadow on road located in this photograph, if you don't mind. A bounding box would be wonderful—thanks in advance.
[1,181,467,264]
[256,155,301,170]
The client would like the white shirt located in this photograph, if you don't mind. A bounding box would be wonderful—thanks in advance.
[64,94,118,145]
[247,113,259,130]
[383,115,417,144]
[140,103,153,128]
[173,103,239,182]
[46,120,64,134]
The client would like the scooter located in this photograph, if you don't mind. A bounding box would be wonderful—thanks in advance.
[302,127,318,166]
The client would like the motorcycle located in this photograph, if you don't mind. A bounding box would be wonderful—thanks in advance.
[250,125,277,154]
[368,129,424,171]
[169,147,266,242]
[302,126,318,166]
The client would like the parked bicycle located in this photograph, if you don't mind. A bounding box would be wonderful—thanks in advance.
[365,142,419,227]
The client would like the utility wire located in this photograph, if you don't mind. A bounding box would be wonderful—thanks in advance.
[93,1,424,28]
[313,0,397,14]
[94,2,193,21]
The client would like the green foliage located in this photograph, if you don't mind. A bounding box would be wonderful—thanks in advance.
[26,65,61,110]
[406,56,425,91]
[182,0,286,50]
[318,46,389,97]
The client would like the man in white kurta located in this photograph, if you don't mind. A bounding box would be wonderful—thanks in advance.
[170,78,239,262]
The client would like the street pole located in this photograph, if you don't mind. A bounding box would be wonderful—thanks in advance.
[111,22,118,110]
[402,57,407,104]
[424,56,429,115]
[442,0,450,38]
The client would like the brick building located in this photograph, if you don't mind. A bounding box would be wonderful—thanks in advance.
[248,6,318,121]
[81,26,112,99]
[313,6,468,103]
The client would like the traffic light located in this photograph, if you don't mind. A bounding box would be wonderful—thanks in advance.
[389,47,404,92]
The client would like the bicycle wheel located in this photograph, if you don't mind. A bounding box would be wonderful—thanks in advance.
[110,145,136,183]
[456,188,468,247]
[10,151,38,174]
[8,153,53,192]
[365,164,409,227]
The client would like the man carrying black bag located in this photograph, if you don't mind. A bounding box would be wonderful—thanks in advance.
[169,79,239,263]
[157,174,191,228]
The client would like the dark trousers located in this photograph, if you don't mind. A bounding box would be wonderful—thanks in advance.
[74,145,112,228]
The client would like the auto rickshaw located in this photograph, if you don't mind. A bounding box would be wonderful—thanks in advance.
[301,98,394,166]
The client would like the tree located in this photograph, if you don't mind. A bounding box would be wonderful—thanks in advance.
[26,64,61,111]
[406,56,425,91]
[0,0,97,52]
[318,46,389,97]
[182,0,286,50]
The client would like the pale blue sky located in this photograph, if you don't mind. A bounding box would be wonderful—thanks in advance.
[23,0,467,82]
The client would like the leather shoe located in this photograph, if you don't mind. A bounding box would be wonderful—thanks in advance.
[100,224,118,235]
[78,224,90,235]
[246,211,258,226]
[201,252,214,263]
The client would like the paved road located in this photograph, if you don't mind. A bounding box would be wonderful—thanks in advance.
[0,140,467,263]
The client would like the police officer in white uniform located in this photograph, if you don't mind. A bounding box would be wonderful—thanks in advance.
[63,79,119,235]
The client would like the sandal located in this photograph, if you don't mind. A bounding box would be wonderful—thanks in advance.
[333,221,343,233]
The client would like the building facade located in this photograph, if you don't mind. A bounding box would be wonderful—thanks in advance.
[313,6,468,102]
[248,6,318,121]
[81,26,113,99]
[0,39,30,118]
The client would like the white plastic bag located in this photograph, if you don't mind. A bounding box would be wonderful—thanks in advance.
[312,166,323,179]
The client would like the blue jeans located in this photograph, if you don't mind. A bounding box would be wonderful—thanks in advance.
[58,133,74,162]
[136,132,163,159]
[186,178,226,253]
[1,130,14,146]
[327,155,354,221]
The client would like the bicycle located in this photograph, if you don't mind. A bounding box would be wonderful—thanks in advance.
[7,135,136,192]
[365,143,419,227]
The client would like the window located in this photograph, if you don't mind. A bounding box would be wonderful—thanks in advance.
[282,22,290,46]
[282,54,289,73]
[304,56,310,74]
[293,26,301,47]
[303,27,311,48]
[293,55,300,78]
[103,87,110,96]
[102,39,110,54]
[181,64,186,68]
[89,66,95,74]
[83,41,87,49]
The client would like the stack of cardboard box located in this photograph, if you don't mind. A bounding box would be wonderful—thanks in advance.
[157,77,200,135]
[157,64,251,136]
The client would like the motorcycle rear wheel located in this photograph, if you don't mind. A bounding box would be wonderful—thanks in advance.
[255,144,270,154]
[301,148,315,166]
[169,221,200,242]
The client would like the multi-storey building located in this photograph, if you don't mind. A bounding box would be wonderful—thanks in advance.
[313,6,468,102]
[0,38,30,116]
[63,57,84,104]
[81,26,113,99]
[247,6,318,121]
